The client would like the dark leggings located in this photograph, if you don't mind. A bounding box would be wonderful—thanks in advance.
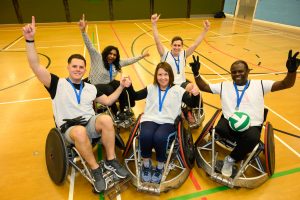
[139,121,176,162]
[215,117,261,161]
[95,80,136,114]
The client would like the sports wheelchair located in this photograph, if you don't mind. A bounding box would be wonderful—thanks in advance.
[182,91,205,129]
[122,114,195,194]
[194,108,275,188]
[45,128,130,199]
[95,90,136,130]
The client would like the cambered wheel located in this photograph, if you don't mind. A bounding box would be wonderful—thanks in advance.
[45,128,68,185]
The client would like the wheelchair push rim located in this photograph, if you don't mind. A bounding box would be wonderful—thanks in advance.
[45,128,69,185]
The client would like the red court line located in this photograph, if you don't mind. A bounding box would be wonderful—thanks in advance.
[205,38,300,78]
[205,39,277,72]
[109,23,145,87]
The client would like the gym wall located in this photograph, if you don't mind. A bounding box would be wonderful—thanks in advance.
[0,0,224,24]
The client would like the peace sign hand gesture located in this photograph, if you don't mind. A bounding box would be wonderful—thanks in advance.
[22,16,36,40]
[189,55,201,77]
[286,50,300,73]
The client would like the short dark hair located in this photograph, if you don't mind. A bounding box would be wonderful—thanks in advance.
[101,45,121,71]
[67,54,86,66]
[153,62,174,87]
[231,60,249,71]
[171,36,183,45]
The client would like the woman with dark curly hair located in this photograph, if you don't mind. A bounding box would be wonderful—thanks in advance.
[79,14,149,115]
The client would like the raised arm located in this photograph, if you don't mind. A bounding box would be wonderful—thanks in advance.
[79,14,99,56]
[190,55,212,93]
[23,16,51,88]
[271,50,299,92]
[186,20,210,57]
[119,50,150,67]
[95,76,132,105]
[151,14,165,57]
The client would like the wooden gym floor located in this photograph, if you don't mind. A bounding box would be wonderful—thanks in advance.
[0,17,299,200]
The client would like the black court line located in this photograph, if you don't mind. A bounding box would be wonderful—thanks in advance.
[1,35,23,51]
[0,51,51,92]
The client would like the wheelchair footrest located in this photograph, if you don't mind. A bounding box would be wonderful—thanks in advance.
[137,182,160,195]
[215,160,238,178]
[104,176,131,200]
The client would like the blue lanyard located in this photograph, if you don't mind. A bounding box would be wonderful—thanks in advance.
[158,86,170,112]
[233,80,249,110]
[67,78,83,104]
[109,63,113,81]
[171,53,180,74]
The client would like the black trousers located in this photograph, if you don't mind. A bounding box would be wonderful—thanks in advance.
[215,116,261,161]
[95,80,136,114]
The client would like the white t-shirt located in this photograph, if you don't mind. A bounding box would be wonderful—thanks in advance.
[161,50,186,85]
[209,80,274,126]
[52,78,96,128]
[141,84,186,124]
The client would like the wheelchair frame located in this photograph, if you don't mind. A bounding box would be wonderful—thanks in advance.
[122,114,195,194]
[184,91,205,129]
[194,109,275,188]
[95,90,136,130]
[45,128,130,198]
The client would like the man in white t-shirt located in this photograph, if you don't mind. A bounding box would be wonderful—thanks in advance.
[191,51,299,177]
[23,16,131,193]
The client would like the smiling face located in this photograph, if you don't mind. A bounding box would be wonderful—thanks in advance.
[230,60,250,86]
[106,49,118,64]
[154,62,174,89]
[157,68,170,90]
[67,58,86,83]
[101,46,120,67]
[171,37,183,56]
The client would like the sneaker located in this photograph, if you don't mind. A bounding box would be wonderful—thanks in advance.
[141,164,152,182]
[221,156,235,177]
[91,167,107,193]
[104,159,130,178]
[116,111,127,121]
[123,106,134,117]
[151,167,163,184]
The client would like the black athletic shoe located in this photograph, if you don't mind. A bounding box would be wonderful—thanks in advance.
[104,159,130,178]
[91,167,107,193]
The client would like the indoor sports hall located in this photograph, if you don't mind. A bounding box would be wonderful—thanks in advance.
[0,0,299,199]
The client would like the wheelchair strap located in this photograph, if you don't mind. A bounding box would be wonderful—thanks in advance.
[163,51,169,62]
[261,80,265,96]
[60,116,89,134]
[220,82,223,98]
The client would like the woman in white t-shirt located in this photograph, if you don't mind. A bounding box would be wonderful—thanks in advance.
[133,62,198,183]
[151,13,210,123]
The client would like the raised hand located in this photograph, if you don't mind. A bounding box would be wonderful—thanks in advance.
[189,55,201,77]
[120,75,132,88]
[22,16,36,40]
[203,20,210,32]
[151,13,160,24]
[142,49,150,58]
[79,14,87,32]
[286,50,300,73]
